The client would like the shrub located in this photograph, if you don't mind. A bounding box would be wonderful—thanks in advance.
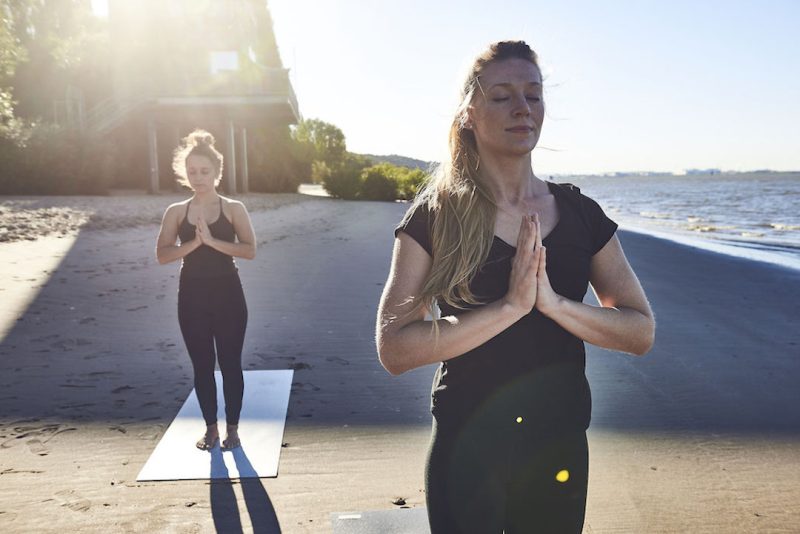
[323,153,369,199]
[360,164,398,201]
[0,124,115,194]
[396,168,428,200]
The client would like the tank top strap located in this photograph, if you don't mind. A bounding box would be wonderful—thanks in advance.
[179,200,191,227]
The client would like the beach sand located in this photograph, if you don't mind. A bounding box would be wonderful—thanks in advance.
[1,194,798,533]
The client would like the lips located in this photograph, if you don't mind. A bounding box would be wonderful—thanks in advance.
[506,126,533,133]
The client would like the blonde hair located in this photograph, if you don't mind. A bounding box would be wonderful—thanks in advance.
[402,40,541,318]
[172,129,224,188]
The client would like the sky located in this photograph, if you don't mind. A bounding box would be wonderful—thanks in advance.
[268,0,800,175]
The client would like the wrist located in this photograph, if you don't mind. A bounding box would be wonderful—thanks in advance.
[499,297,529,322]
[538,294,565,319]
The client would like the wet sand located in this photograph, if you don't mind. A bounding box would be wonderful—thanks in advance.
[0,194,798,533]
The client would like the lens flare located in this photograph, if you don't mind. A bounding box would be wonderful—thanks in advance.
[556,469,569,483]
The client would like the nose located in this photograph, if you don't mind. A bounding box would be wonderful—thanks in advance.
[512,94,531,117]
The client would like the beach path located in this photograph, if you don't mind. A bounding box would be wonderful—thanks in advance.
[0,196,798,533]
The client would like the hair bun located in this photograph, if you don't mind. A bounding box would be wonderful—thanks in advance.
[186,129,215,148]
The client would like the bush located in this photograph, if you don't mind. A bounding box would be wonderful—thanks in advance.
[396,168,428,200]
[323,153,370,199]
[360,164,398,201]
[246,126,308,193]
[0,124,115,194]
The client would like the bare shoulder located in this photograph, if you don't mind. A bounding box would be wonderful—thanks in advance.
[162,199,190,221]
[221,197,250,221]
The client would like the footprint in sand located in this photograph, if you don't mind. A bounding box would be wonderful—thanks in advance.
[54,489,91,513]
[27,438,49,456]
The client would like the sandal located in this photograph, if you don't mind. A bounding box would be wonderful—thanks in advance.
[195,435,219,451]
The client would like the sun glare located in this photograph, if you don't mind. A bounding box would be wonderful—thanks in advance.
[91,0,109,18]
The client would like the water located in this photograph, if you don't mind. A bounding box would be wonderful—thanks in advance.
[555,172,800,271]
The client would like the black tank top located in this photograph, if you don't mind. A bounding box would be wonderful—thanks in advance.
[178,197,238,279]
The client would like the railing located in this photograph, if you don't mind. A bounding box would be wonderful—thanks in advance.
[86,97,150,133]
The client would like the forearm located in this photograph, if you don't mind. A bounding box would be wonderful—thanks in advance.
[542,296,654,355]
[157,239,200,264]
[206,239,256,259]
[379,298,525,375]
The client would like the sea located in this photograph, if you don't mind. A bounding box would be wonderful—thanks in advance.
[552,172,800,271]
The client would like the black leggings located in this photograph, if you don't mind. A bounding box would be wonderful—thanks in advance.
[426,413,589,534]
[178,274,247,427]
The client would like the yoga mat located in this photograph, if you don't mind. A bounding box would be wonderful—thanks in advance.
[332,509,430,534]
[137,369,293,481]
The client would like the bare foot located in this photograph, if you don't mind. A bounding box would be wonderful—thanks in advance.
[196,424,219,451]
[221,424,240,451]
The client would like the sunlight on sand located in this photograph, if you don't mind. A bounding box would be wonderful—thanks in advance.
[0,235,78,340]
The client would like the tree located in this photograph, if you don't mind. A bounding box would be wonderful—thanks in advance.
[292,118,347,169]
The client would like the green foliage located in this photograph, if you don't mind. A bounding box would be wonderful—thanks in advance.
[360,164,399,201]
[321,158,430,202]
[0,123,115,194]
[311,160,331,184]
[246,126,308,193]
[395,168,428,200]
[293,118,347,168]
[322,153,370,199]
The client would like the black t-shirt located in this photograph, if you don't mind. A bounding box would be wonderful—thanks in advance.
[394,181,618,434]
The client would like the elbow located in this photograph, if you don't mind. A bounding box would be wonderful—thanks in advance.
[378,348,407,376]
[243,244,256,260]
[376,336,409,376]
[632,320,656,356]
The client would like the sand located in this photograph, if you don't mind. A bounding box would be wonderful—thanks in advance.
[1,193,798,533]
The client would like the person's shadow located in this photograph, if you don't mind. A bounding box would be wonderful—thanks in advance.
[209,445,281,533]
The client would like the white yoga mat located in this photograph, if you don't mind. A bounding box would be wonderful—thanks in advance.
[137,369,293,481]
[332,509,430,534]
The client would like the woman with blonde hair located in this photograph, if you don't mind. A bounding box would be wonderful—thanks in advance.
[376,41,654,533]
[156,129,256,451]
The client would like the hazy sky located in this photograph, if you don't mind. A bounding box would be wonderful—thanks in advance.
[268,0,799,175]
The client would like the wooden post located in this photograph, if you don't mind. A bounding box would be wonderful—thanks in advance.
[170,125,181,192]
[147,118,159,194]
[240,127,249,193]
[225,119,237,195]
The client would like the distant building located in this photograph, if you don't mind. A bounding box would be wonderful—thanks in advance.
[94,0,298,192]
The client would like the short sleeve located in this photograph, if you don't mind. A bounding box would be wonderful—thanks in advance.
[580,193,618,254]
[394,202,433,256]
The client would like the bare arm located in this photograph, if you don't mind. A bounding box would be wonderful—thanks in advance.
[376,216,542,375]
[197,201,257,260]
[535,235,655,355]
[155,204,201,264]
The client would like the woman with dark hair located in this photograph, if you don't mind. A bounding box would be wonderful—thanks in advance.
[156,129,256,451]
[376,41,655,533]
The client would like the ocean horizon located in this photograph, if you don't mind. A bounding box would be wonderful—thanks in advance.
[553,171,800,271]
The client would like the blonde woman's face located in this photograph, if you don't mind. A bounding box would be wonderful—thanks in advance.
[468,58,544,158]
[186,154,218,191]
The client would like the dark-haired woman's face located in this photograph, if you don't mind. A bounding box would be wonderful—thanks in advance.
[186,154,218,192]
[468,58,544,158]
